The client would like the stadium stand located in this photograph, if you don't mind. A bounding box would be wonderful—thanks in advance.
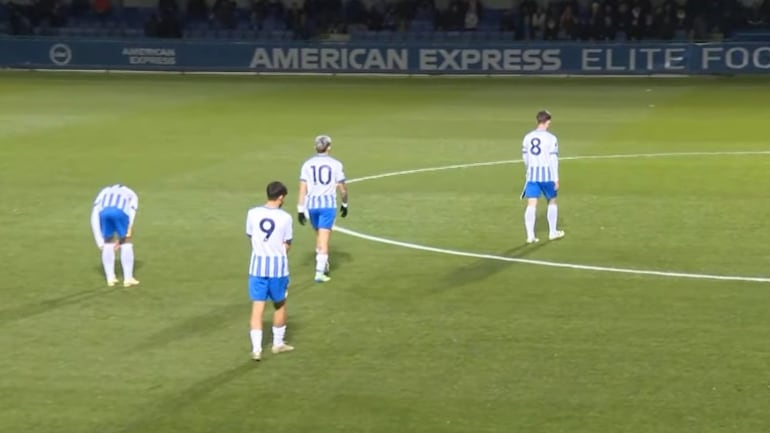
[2,0,770,42]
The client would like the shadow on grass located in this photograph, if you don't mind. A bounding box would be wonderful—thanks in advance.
[441,241,549,290]
[92,260,145,277]
[130,302,246,353]
[0,288,111,327]
[298,249,353,274]
[118,361,255,433]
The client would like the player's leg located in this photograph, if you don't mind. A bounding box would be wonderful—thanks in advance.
[522,182,540,243]
[544,183,564,240]
[314,229,332,282]
[248,276,268,361]
[99,209,119,286]
[268,277,293,354]
[312,209,335,282]
[115,213,139,287]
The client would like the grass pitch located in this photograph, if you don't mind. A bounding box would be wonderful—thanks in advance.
[1,72,770,433]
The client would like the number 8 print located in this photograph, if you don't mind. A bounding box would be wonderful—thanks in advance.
[530,138,542,156]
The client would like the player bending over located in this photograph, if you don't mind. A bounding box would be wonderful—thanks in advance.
[90,184,140,287]
[521,110,565,244]
[297,135,349,283]
[246,181,295,361]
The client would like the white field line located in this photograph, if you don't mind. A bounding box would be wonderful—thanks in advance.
[336,150,770,283]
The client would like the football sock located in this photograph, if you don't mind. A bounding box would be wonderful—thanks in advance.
[316,253,328,274]
[525,206,537,239]
[547,204,558,234]
[250,329,263,353]
[120,243,134,280]
[273,325,286,347]
[102,243,116,281]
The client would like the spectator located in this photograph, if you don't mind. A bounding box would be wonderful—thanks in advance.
[464,0,478,30]
[144,12,160,36]
[186,0,208,20]
[92,0,111,17]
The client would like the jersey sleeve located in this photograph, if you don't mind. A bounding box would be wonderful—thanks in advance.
[336,162,346,183]
[521,137,530,167]
[283,214,293,243]
[93,188,106,207]
[245,212,254,237]
[126,190,139,225]
[299,162,310,182]
[549,137,559,181]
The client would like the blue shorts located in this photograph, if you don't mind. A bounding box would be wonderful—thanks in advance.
[522,181,558,200]
[309,208,336,230]
[99,207,130,241]
[248,276,289,303]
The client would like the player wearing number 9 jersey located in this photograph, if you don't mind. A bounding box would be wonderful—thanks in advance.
[297,135,349,283]
[246,181,294,361]
[521,110,565,244]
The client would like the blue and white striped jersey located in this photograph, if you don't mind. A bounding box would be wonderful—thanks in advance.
[246,206,293,278]
[300,154,346,210]
[522,129,559,182]
[93,184,139,224]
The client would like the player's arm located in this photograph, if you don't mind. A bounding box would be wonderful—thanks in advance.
[283,214,293,252]
[550,140,560,188]
[337,164,349,217]
[245,213,253,241]
[522,139,530,168]
[126,195,138,238]
[296,180,308,225]
[90,204,104,249]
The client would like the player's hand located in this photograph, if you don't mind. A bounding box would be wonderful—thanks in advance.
[555,181,560,191]
[297,212,307,225]
[340,203,348,218]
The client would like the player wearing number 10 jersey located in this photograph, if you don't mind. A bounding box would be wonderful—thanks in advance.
[521,110,565,244]
[297,135,349,283]
[246,181,295,361]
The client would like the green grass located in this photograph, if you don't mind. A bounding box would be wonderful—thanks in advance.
[2,72,770,433]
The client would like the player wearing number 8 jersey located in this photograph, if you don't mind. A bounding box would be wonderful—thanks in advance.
[246,181,295,361]
[521,110,565,244]
[297,135,349,283]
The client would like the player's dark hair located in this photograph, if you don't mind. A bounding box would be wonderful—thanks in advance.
[536,110,552,124]
[266,181,288,200]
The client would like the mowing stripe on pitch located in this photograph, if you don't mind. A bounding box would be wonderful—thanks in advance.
[336,150,770,283]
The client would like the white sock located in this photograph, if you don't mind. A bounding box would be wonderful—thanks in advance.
[315,253,328,274]
[120,243,134,280]
[102,243,116,281]
[524,206,537,239]
[272,325,286,347]
[249,329,263,353]
[547,204,558,234]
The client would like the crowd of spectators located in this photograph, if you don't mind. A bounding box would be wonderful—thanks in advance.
[3,0,770,40]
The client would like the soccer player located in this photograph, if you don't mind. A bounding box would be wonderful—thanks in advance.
[521,110,565,244]
[246,181,295,361]
[296,135,349,283]
[90,184,140,287]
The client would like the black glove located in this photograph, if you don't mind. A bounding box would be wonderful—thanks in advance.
[340,204,348,218]
[298,212,307,225]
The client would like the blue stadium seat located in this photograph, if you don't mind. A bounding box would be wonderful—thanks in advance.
[376,30,394,41]
[124,28,143,38]
[415,30,433,40]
